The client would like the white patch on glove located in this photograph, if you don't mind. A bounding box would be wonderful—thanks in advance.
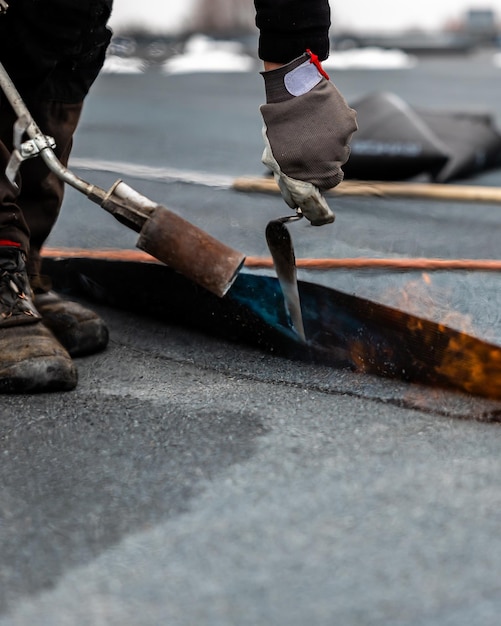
[262,129,335,226]
[284,60,322,97]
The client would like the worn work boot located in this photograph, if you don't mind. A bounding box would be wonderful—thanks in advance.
[0,247,77,393]
[34,291,109,358]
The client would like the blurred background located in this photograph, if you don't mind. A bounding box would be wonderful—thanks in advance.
[81,0,501,189]
[103,0,501,67]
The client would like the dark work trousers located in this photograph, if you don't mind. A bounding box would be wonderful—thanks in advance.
[0,0,112,290]
[0,100,83,288]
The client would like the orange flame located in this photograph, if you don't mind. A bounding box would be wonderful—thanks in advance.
[374,273,501,399]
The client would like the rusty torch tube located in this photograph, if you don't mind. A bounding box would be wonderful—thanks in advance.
[103,181,246,297]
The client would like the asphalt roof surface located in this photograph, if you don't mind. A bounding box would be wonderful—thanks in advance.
[2,52,501,624]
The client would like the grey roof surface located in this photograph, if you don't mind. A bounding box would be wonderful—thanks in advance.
[2,52,501,625]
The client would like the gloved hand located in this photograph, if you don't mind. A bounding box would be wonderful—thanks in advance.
[260,51,357,225]
[0,1,8,15]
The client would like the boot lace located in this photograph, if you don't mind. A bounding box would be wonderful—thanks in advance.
[0,251,40,325]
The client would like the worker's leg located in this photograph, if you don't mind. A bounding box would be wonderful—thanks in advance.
[0,0,112,392]
[7,99,110,357]
[0,122,77,393]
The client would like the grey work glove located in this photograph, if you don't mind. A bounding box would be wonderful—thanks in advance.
[260,51,357,225]
[0,0,8,14]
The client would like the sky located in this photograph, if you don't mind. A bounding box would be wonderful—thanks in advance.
[108,0,500,34]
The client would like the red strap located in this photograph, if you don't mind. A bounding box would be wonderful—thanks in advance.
[0,240,21,248]
[306,49,330,81]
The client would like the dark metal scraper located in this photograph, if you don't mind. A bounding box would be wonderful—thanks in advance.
[265,214,306,342]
